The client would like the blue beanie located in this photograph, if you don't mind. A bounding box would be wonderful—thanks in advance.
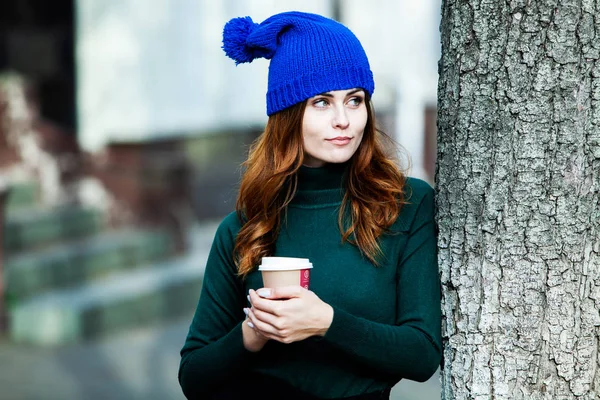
[222,11,375,116]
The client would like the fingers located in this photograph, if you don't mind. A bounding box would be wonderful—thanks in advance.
[246,307,284,340]
[243,317,266,337]
[245,293,280,332]
[247,304,281,329]
[248,286,306,313]
[257,286,306,300]
[248,289,282,315]
[244,287,320,345]
[245,291,288,339]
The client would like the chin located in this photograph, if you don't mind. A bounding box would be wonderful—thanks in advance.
[304,149,357,166]
[327,159,351,164]
[326,153,354,164]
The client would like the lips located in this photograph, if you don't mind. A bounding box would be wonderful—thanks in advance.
[326,137,352,145]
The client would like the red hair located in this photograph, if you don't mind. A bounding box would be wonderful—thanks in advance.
[234,95,406,278]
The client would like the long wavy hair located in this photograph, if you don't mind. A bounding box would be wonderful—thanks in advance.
[234,94,407,278]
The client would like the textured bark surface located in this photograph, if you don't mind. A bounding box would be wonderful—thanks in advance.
[436,0,600,399]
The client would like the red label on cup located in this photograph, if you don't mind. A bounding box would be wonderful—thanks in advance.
[300,268,310,289]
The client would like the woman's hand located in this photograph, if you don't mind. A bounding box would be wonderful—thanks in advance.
[241,317,269,352]
[245,286,334,344]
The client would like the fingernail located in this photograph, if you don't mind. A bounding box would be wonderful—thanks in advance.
[257,289,271,298]
[247,295,251,303]
[243,308,249,316]
[247,321,255,329]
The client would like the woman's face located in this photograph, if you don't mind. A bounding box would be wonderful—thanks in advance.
[301,88,367,167]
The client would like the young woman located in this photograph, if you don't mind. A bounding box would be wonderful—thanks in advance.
[179,11,441,400]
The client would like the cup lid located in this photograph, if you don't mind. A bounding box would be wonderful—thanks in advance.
[258,257,313,271]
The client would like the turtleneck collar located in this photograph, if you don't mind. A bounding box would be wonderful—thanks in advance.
[290,162,348,208]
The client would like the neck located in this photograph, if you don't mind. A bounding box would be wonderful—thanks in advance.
[297,162,348,191]
[290,162,348,208]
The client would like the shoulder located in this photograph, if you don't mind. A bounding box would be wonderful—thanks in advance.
[392,177,435,232]
[403,177,435,204]
[213,211,244,244]
[218,210,244,231]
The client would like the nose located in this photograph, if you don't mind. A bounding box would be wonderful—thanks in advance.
[333,106,349,130]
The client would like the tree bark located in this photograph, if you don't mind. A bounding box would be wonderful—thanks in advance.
[436,0,600,399]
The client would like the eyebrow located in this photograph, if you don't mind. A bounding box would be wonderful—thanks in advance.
[317,89,364,98]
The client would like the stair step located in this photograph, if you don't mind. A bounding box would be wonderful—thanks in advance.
[4,206,103,253]
[10,250,208,345]
[5,229,175,300]
[5,181,39,211]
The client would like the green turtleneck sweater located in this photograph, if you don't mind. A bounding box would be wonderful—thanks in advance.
[179,164,441,399]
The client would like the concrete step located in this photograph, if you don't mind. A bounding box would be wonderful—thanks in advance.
[10,250,209,345]
[5,181,39,211]
[4,205,103,253]
[5,229,175,301]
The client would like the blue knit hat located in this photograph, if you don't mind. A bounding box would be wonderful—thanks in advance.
[222,11,375,116]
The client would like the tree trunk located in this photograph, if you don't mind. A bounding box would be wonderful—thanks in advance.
[436,0,600,399]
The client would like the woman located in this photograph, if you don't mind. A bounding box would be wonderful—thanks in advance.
[179,11,441,400]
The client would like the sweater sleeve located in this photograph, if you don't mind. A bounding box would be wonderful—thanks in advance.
[178,213,255,398]
[323,181,442,382]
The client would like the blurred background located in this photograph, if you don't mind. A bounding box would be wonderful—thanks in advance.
[0,0,441,399]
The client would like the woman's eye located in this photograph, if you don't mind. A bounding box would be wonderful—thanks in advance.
[348,97,363,107]
[313,99,329,107]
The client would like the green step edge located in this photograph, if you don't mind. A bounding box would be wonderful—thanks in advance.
[5,182,39,211]
[3,207,104,252]
[9,255,206,345]
[5,230,176,300]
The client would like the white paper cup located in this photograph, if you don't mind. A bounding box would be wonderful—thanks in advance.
[258,257,313,289]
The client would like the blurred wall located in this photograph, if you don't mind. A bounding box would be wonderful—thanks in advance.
[75,0,333,152]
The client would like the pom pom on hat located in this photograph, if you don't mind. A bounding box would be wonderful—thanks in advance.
[222,16,275,64]
[222,11,375,115]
